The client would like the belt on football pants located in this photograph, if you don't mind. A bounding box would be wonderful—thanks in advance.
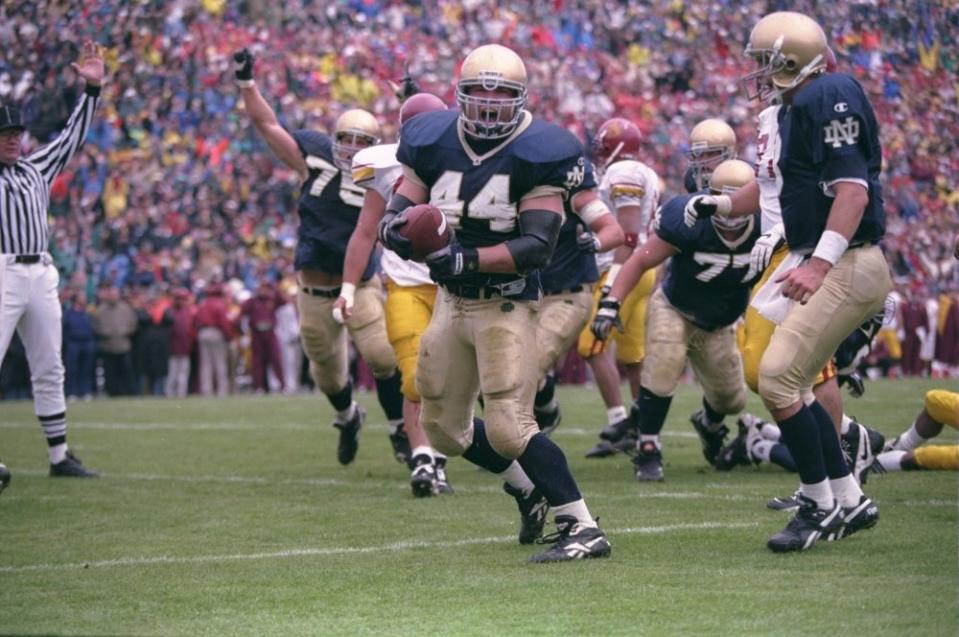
[543,285,586,297]
[443,279,526,300]
[12,254,42,264]
[301,285,341,298]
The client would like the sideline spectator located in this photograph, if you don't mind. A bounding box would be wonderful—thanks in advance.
[91,285,139,396]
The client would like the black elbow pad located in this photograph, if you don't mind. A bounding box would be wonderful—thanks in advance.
[386,192,416,216]
[505,209,563,273]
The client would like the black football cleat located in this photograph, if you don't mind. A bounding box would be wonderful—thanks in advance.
[529,515,611,563]
[388,424,412,466]
[409,454,437,498]
[689,409,729,466]
[767,495,843,553]
[633,441,664,482]
[599,416,633,442]
[504,483,549,545]
[714,421,754,471]
[49,451,99,478]
[584,440,617,458]
[0,459,10,494]
[333,406,365,465]
[433,455,454,494]
[826,495,879,541]
[535,405,562,436]
[767,489,802,511]
[841,421,880,485]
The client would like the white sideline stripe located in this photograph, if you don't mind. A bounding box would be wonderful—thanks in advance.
[0,421,697,438]
[0,521,756,574]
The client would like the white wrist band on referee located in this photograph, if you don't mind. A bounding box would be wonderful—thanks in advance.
[811,230,849,266]
[236,79,255,88]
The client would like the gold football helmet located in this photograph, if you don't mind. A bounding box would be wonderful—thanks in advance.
[709,159,755,231]
[742,12,828,104]
[332,109,381,171]
[456,44,527,139]
[687,118,737,191]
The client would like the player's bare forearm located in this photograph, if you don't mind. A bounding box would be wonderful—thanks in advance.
[727,179,761,216]
[394,174,428,206]
[613,203,642,264]
[477,244,518,272]
[608,235,676,300]
[591,214,624,252]
[239,85,306,176]
[342,190,384,285]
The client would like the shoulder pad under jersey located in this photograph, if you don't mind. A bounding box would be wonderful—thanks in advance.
[352,143,399,185]
[399,109,459,150]
[510,118,587,164]
[291,129,333,159]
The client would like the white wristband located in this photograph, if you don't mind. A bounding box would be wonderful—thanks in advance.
[331,283,356,324]
[605,263,622,288]
[811,230,849,266]
[236,79,255,89]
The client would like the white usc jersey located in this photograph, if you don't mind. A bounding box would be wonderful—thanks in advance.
[352,144,433,287]
[596,159,660,271]
[754,105,784,234]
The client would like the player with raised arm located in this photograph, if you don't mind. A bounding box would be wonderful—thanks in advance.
[685,12,892,552]
[379,44,610,563]
[233,49,405,467]
[591,160,758,481]
[335,92,453,496]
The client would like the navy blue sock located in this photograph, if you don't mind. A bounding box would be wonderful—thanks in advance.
[461,417,512,473]
[374,371,404,421]
[769,443,797,472]
[807,400,851,479]
[776,405,827,485]
[326,382,353,412]
[702,397,724,425]
[638,386,673,436]
[534,374,556,410]
[517,433,582,507]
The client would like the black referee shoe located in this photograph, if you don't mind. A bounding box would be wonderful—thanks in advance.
[50,451,99,478]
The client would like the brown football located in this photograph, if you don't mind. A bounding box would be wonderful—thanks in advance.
[398,204,451,262]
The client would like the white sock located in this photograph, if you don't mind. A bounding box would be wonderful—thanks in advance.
[800,479,835,511]
[892,422,927,452]
[750,439,776,463]
[829,474,863,508]
[639,434,660,449]
[607,406,628,426]
[877,450,906,472]
[840,414,853,435]
[497,461,534,497]
[760,422,781,441]
[387,418,403,434]
[552,498,597,528]
[335,401,357,424]
[48,443,67,464]
[411,446,433,461]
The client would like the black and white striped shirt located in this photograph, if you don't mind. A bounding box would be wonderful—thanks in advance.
[0,86,100,255]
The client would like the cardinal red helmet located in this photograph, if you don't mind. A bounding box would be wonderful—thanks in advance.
[399,93,447,125]
[593,118,642,168]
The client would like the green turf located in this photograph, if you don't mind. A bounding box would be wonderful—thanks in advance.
[0,378,956,636]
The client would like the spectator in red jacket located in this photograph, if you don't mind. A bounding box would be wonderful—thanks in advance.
[166,288,195,398]
[240,280,285,394]
[194,283,233,396]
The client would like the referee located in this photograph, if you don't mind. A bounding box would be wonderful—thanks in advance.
[0,40,104,478]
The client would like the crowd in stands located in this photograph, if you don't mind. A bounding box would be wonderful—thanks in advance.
[1,0,957,398]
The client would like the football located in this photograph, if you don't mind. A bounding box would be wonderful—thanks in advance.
[398,204,451,261]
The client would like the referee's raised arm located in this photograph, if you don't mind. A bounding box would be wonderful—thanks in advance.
[24,41,105,185]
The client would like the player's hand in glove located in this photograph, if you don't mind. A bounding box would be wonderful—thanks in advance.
[750,222,785,273]
[684,194,731,227]
[425,240,479,283]
[377,212,413,260]
[234,48,255,84]
[576,224,601,253]
[590,297,623,341]
[838,371,865,398]
[394,73,421,101]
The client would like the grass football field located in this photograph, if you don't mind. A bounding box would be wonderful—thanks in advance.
[1,378,956,636]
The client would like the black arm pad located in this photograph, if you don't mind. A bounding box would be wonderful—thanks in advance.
[385,192,416,216]
[505,209,563,273]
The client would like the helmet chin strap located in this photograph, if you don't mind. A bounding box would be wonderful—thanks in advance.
[603,141,624,170]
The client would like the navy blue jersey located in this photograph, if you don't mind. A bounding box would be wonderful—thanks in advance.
[541,160,600,292]
[291,130,377,279]
[778,73,885,252]
[398,110,589,299]
[655,194,762,330]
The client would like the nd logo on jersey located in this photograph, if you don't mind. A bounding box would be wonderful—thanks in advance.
[565,157,586,189]
[824,117,860,148]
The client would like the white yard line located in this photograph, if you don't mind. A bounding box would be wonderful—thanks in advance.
[0,521,756,574]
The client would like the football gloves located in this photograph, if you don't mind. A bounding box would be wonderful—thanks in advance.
[750,222,785,273]
[576,224,601,253]
[377,212,413,260]
[394,73,421,101]
[684,194,731,227]
[233,49,255,84]
[590,298,623,341]
[425,240,479,282]
[838,371,865,398]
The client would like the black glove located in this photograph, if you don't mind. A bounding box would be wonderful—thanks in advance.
[395,74,421,101]
[233,49,255,83]
[590,298,623,341]
[838,371,865,398]
[425,240,479,283]
[377,212,413,260]
[576,223,600,253]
